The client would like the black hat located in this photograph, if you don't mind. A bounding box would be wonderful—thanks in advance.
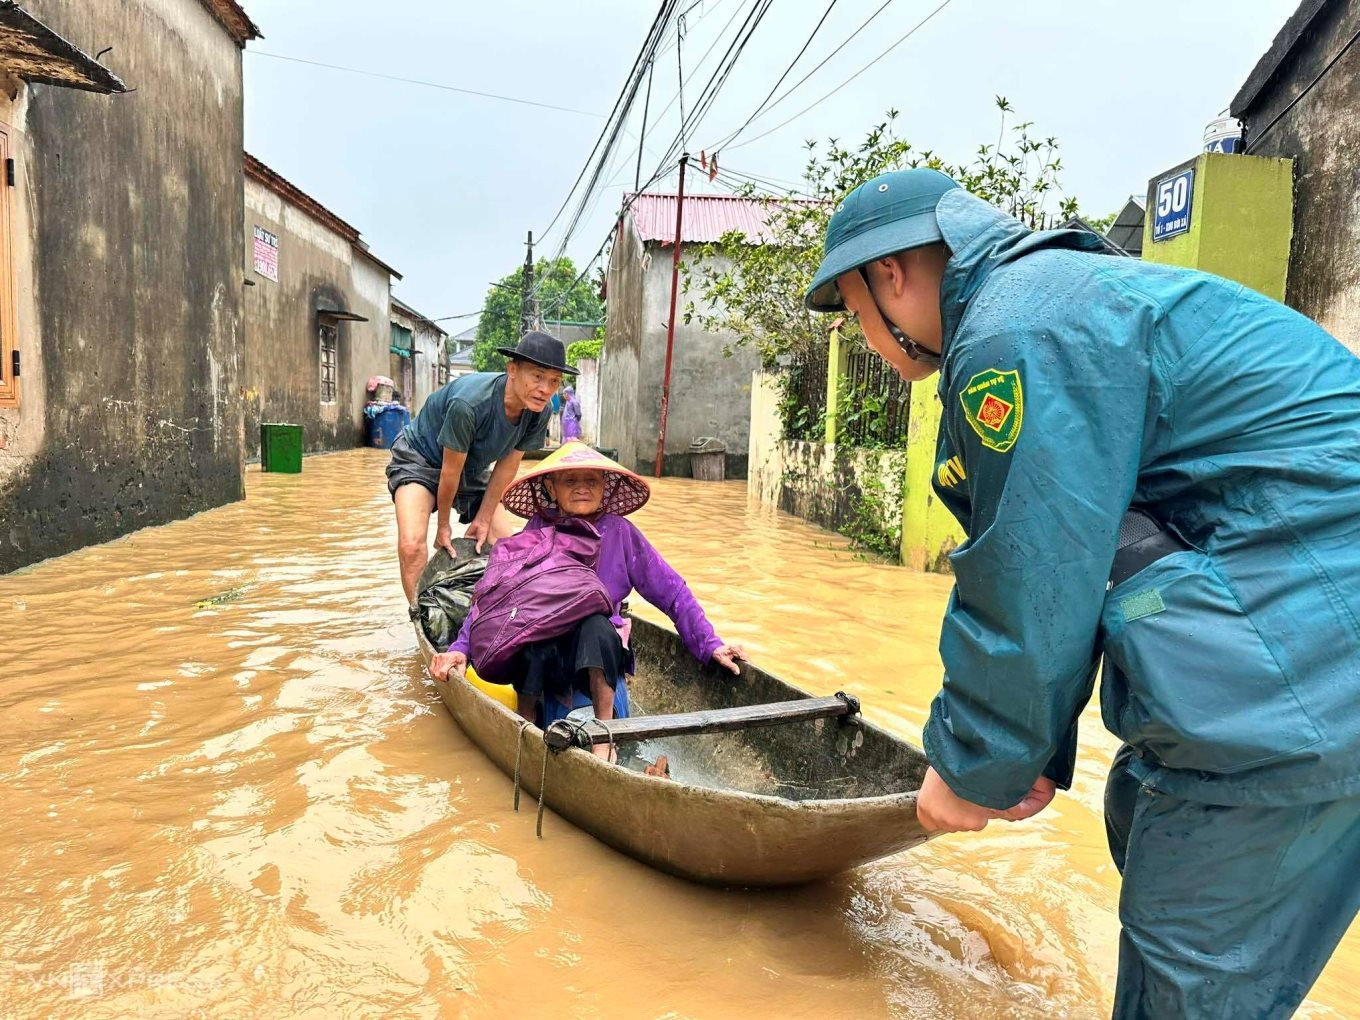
[496,330,577,376]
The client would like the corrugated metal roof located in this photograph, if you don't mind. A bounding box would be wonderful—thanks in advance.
[625,191,812,245]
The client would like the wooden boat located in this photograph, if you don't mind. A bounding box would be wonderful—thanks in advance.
[415,551,930,887]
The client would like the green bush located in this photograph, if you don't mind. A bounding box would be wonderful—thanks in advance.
[566,336,603,367]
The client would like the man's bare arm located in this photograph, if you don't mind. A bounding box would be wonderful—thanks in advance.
[480,450,524,512]
[434,448,469,555]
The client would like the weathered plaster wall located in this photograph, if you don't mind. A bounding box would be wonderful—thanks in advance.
[1233,0,1360,352]
[599,223,643,466]
[242,178,391,458]
[637,246,757,477]
[413,321,446,416]
[350,254,391,419]
[574,357,601,445]
[775,441,906,560]
[746,369,784,506]
[0,0,246,573]
[602,226,758,476]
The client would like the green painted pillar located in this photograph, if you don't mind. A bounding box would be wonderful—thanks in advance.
[824,327,850,445]
[1142,153,1293,301]
[899,385,965,572]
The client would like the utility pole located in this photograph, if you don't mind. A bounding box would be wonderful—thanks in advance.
[520,230,535,336]
[654,154,688,478]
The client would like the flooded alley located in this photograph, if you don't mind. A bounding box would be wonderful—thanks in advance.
[1,449,1355,1018]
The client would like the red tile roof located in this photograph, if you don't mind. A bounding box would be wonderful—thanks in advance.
[625,191,813,245]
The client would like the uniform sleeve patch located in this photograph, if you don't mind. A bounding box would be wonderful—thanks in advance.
[936,455,967,489]
[959,368,1023,453]
[1120,588,1166,623]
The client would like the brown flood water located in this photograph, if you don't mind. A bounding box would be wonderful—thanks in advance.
[0,448,1354,1018]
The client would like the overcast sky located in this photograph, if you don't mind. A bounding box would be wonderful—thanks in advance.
[242,0,1299,329]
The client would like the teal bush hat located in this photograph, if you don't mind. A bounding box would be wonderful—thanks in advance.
[804,168,961,312]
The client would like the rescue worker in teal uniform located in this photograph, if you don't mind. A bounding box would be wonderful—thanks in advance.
[805,167,1360,1018]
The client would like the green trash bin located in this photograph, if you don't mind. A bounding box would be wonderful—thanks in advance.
[260,423,303,473]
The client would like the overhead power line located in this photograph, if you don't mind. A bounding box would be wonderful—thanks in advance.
[632,0,751,148]
[537,0,680,246]
[706,0,899,152]
[643,0,773,180]
[539,0,769,304]
[704,0,843,154]
[725,0,957,153]
[538,0,776,316]
[247,51,602,117]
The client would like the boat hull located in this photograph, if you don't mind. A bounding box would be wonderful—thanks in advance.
[415,556,930,886]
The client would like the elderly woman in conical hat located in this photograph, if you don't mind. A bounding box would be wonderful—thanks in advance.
[430,442,743,755]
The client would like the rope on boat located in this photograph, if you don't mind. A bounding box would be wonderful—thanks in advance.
[531,715,620,838]
[512,720,531,812]
[536,750,549,838]
[597,717,616,763]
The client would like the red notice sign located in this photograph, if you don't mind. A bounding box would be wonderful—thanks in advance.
[252,225,279,282]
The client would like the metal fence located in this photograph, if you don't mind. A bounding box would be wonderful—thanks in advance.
[783,344,828,441]
[840,347,911,448]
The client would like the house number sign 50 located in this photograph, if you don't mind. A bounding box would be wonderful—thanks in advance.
[1152,168,1194,242]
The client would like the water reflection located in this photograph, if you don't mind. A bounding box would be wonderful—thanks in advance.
[0,450,1351,1018]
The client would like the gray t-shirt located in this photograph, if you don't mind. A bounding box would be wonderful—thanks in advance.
[404,372,550,490]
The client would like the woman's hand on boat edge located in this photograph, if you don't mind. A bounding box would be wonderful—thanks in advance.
[430,651,467,682]
[711,643,745,675]
[916,767,1057,833]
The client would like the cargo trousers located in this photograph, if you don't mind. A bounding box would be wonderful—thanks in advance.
[1104,745,1360,1018]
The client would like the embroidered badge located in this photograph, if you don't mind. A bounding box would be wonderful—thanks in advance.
[960,368,1023,453]
[936,455,967,489]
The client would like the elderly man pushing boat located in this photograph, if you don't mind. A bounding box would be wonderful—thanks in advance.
[387,331,568,610]
[805,167,1360,1017]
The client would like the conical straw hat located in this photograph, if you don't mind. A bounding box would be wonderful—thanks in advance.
[502,441,651,519]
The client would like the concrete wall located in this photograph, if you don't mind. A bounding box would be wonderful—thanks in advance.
[575,357,601,445]
[748,369,964,570]
[748,371,907,560]
[1141,153,1293,302]
[1234,0,1360,352]
[243,177,391,457]
[599,223,644,466]
[409,320,445,416]
[747,369,785,506]
[0,0,246,573]
[601,221,759,477]
[389,309,443,416]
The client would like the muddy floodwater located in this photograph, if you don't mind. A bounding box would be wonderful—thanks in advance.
[1,449,1354,1018]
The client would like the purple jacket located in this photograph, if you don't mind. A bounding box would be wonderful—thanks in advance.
[449,512,723,664]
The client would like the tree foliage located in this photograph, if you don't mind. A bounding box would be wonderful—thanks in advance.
[683,98,1088,369]
[473,257,604,372]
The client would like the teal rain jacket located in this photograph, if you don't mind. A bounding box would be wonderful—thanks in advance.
[922,190,1360,810]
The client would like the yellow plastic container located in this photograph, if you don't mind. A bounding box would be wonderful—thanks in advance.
[465,664,517,710]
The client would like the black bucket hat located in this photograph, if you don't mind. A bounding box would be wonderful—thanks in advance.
[496,330,578,376]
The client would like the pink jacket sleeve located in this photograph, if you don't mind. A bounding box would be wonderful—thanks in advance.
[623,521,723,663]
